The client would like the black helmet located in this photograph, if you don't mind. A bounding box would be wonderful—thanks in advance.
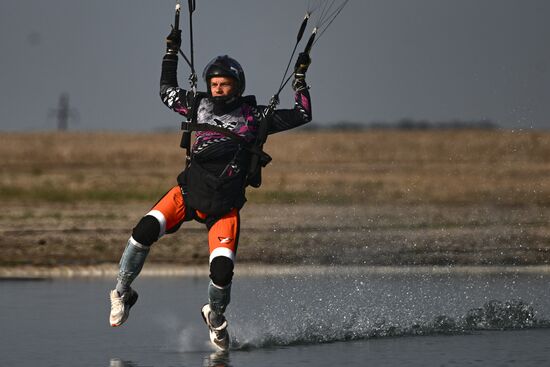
[202,55,246,96]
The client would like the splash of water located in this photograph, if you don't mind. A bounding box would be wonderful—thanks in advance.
[154,313,209,352]
[229,299,548,350]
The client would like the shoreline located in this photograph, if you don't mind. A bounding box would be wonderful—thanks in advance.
[2,263,550,279]
[3,202,550,268]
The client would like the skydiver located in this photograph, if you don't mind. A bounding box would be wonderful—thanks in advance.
[108,26,312,351]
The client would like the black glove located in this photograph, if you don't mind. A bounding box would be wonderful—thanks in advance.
[294,52,311,78]
[292,52,311,91]
[166,27,182,54]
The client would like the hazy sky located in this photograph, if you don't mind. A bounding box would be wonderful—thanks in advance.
[1,0,549,131]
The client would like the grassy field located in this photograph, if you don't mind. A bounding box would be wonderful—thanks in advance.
[1,130,549,268]
[1,129,550,205]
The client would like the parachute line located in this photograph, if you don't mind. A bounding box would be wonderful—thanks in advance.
[270,0,350,99]
[316,0,338,28]
[308,0,349,46]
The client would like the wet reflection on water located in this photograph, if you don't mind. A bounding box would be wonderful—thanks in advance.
[205,351,231,367]
[110,351,231,367]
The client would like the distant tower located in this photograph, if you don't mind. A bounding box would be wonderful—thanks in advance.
[49,93,78,131]
[57,93,70,131]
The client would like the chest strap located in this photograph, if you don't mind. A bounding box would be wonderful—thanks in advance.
[181,120,251,147]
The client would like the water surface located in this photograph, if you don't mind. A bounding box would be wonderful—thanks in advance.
[2,270,550,366]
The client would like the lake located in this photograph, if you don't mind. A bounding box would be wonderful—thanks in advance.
[2,268,550,366]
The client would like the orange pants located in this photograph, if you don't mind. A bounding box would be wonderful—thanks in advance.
[146,185,240,262]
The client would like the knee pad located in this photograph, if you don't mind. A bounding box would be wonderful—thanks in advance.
[209,256,234,287]
[131,215,161,247]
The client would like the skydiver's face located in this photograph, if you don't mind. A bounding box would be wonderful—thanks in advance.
[209,76,236,97]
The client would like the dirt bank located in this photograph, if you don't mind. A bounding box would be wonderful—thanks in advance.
[1,202,549,269]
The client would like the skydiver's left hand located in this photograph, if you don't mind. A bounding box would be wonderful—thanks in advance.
[294,52,311,77]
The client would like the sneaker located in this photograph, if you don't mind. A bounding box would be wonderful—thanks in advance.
[109,288,138,327]
[201,304,230,351]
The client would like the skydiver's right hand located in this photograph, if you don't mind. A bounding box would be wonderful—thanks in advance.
[166,27,182,54]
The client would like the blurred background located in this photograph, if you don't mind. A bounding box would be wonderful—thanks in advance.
[1,1,549,269]
[1,0,549,132]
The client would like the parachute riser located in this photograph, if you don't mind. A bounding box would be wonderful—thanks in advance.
[187,0,197,93]
[171,0,198,161]
[171,1,196,91]
[174,2,180,31]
